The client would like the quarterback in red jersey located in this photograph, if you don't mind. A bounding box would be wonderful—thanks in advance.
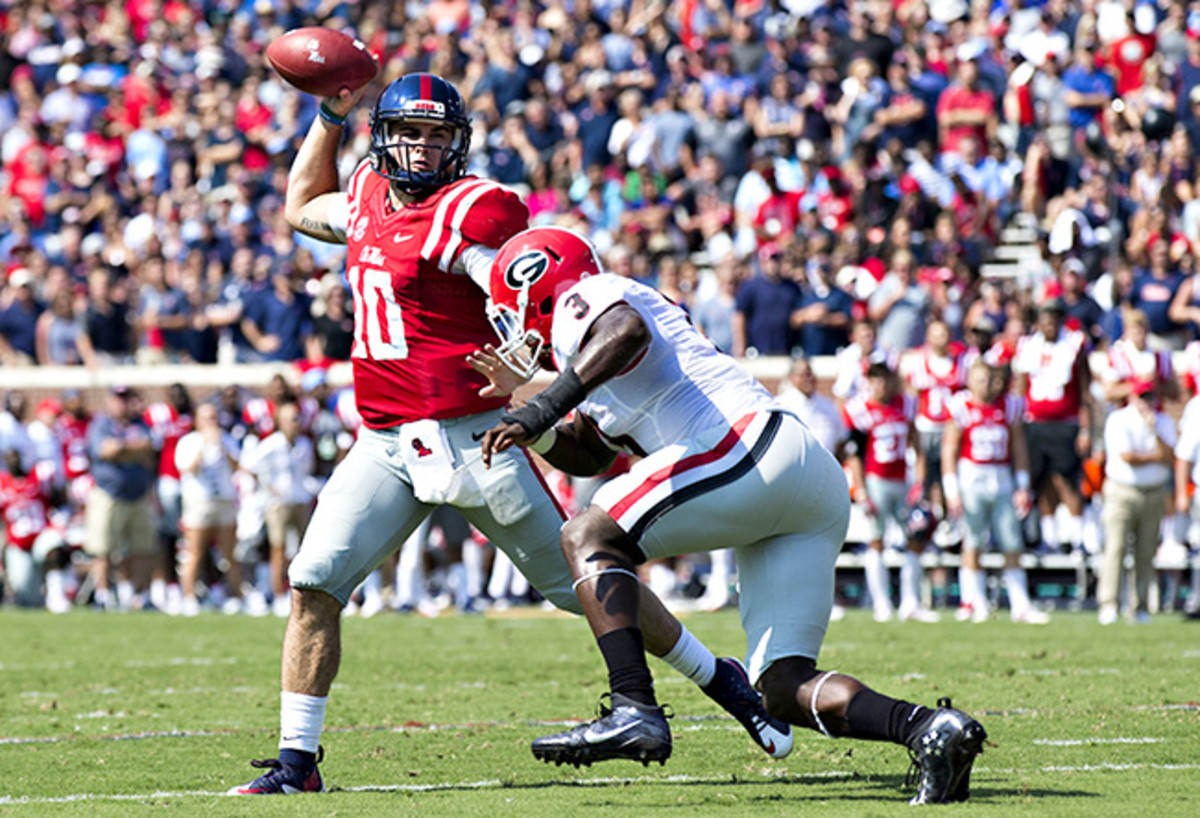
[230,73,787,795]
[942,362,1048,624]
[842,363,939,624]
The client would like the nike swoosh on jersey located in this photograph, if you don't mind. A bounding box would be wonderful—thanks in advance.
[471,430,488,441]
[393,233,415,243]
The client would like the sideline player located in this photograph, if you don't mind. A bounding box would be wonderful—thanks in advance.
[842,364,940,623]
[942,361,1048,624]
[476,227,986,805]
[230,73,789,795]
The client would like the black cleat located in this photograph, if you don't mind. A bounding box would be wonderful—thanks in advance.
[702,658,793,758]
[906,698,986,805]
[532,693,671,768]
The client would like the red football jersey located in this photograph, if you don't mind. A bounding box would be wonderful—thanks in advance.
[344,169,530,428]
[242,397,276,438]
[144,403,192,480]
[947,392,1022,466]
[56,415,91,482]
[1184,340,1200,395]
[1013,329,1087,422]
[906,345,966,431]
[842,394,915,481]
[1106,338,1172,388]
[0,469,52,551]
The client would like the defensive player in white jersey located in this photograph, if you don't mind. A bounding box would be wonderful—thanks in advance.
[476,227,986,805]
[231,74,787,795]
[942,361,1048,624]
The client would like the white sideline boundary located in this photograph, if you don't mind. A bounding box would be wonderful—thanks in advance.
[2,764,1200,806]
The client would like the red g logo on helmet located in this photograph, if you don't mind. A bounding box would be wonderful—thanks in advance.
[503,251,550,292]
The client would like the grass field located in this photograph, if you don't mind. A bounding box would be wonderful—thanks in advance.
[1,606,1198,816]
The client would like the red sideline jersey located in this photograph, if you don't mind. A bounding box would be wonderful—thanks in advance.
[143,403,192,480]
[344,169,529,428]
[1012,328,1088,422]
[1106,338,1173,391]
[1184,340,1200,394]
[0,464,55,551]
[947,392,1023,466]
[906,344,966,431]
[56,414,91,482]
[842,394,915,481]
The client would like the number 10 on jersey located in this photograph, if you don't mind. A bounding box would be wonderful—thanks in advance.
[348,265,408,360]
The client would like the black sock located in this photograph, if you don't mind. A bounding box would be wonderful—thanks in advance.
[279,748,316,770]
[597,627,657,707]
[844,689,933,745]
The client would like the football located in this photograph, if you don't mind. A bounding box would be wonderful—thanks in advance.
[266,27,379,98]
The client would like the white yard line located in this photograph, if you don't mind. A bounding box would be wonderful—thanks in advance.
[1033,737,1165,746]
[2,764,1199,806]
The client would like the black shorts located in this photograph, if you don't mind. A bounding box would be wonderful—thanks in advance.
[1025,420,1082,491]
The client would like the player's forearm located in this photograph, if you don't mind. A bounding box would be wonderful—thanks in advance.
[285,119,344,236]
[535,424,617,477]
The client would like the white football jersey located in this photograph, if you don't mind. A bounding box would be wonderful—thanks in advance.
[550,274,781,454]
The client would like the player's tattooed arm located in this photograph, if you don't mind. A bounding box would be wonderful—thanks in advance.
[295,216,343,244]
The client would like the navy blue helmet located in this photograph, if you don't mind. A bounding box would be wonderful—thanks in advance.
[369,73,471,194]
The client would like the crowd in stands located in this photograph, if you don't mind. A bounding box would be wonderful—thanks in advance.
[3,0,1200,618]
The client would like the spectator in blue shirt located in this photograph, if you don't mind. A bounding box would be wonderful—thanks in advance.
[85,385,158,610]
[0,269,43,366]
[732,245,802,357]
[793,256,854,356]
[241,268,312,363]
[1062,45,1115,133]
[1132,239,1187,348]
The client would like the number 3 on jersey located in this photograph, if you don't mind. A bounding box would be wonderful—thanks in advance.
[349,265,408,360]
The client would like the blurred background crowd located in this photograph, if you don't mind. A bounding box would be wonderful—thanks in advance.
[3,0,1200,618]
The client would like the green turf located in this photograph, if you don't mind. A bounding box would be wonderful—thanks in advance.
[1,607,1197,816]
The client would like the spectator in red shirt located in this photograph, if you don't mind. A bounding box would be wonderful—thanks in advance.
[936,50,996,157]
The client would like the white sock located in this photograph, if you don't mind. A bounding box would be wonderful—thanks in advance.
[116,580,135,610]
[1066,514,1084,551]
[864,548,891,611]
[448,562,468,609]
[488,550,514,599]
[959,566,976,607]
[362,570,381,604]
[660,625,717,687]
[900,551,922,611]
[463,542,485,599]
[395,526,427,607]
[706,548,734,599]
[1040,515,1058,549]
[279,691,327,754]
[149,578,167,609]
[973,570,988,611]
[45,569,67,603]
[1004,568,1032,613]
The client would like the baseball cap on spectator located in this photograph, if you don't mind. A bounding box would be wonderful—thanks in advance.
[7,268,33,289]
[956,40,988,63]
[928,0,968,25]
[111,384,139,399]
[62,388,83,401]
[758,242,783,262]
[36,398,62,417]
[56,63,82,85]
[1130,379,1156,397]
[1061,258,1087,277]
[1040,297,1068,315]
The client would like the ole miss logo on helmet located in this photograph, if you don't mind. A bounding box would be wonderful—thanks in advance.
[504,251,550,291]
